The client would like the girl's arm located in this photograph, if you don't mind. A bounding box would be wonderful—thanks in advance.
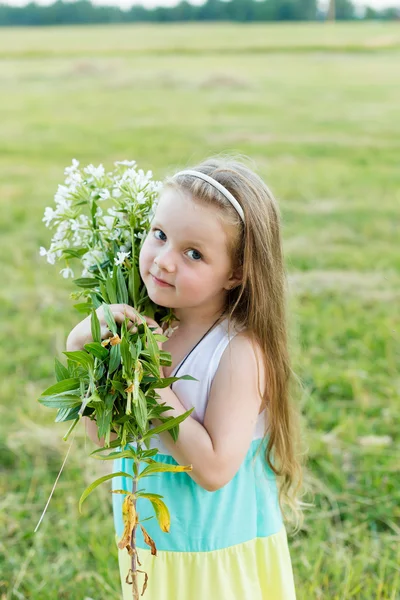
[154,332,265,492]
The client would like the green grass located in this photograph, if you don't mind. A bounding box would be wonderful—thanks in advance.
[1,22,399,600]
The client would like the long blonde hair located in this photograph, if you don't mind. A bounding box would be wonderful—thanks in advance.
[163,153,304,528]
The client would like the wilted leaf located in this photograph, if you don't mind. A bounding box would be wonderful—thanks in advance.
[110,334,121,346]
[138,569,148,596]
[140,524,157,556]
[118,494,138,550]
[137,493,170,533]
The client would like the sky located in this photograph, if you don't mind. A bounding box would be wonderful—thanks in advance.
[2,0,397,10]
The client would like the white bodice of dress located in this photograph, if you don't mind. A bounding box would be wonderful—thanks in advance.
[149,317,267,455]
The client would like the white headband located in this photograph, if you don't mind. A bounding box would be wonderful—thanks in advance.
[172,169,245,223]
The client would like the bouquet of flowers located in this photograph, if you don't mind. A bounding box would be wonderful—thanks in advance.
[38,159,194,599]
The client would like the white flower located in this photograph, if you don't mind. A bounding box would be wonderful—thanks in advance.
[39,246,56,265]
[114,251,131,266]
[65,171,83,191]
[102,215,115,230]
[98,189,110,201]
[64,159,79,177]
[54,185,71,206]
[136,191,146,204]
[95,206,103,217]
[114,160,137,167]
[106,207,126,221]
[112,188,122,199]
[82,249,108,269]
[42,206,58,227]
[53,221,70,242]
[83,164,105,180]
[60,267,74,279]
[120,168,137,183]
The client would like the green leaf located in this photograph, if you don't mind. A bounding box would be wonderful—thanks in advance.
[73,277,99,289]
[108,343,121,375]
[91,309,101,343]
[147,375,197,390]
[84,342,109,360]
[79,471,134,513]
[90,293,102,309]
[153,334,169,343]
[133,389,147,433]
[63,248,89,259]
[110,379,126,394]
[141,408,194,441]
[116,266,129,305]
[120,337,133,374]
[41,378,80,396]
[146,326,160,367]
[92,449,137,461]
[55,358,70,382]
[106,275,118,304]
[99,282,110,304]
[55,405,92,422]
[140,358,160,379]
[140,448,159,459]
[73,302,93,315]
[97,405,113,440]
[159,350,172,367]
[102,303,117,335]
[63,351,94,372]
[139,461,192,479]
[128,262,141,307]
[39,395,82,409]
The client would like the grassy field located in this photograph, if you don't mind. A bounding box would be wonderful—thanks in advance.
[1,21,399,600]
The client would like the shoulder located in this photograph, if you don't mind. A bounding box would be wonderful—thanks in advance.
[217,329,267,397]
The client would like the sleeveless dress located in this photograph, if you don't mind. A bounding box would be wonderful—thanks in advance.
[111,317,296,600]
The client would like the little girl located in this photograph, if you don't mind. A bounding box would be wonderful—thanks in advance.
[67,156,302,599]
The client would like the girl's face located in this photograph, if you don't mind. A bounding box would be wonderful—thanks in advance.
[139,187,241,312]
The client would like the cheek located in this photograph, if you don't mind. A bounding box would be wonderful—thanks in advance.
[139,239,153,276]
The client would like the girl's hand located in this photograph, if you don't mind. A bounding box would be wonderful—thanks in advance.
[66,303,163,352]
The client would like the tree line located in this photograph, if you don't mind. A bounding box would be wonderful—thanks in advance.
[0,0,398,26]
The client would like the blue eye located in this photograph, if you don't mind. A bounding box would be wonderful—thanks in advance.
[153,229,166,241]
[187,249,202,261]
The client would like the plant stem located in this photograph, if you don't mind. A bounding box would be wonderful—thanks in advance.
[63,417,79,441]
[130,453,140,599]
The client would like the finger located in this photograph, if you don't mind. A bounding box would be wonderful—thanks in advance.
[112,311,136,330]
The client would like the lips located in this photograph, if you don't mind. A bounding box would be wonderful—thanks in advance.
[151,273,173,287]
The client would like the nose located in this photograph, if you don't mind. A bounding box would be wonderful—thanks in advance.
[154,248,176,273]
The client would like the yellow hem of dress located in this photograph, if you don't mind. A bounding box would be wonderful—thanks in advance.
[116,527,296,600]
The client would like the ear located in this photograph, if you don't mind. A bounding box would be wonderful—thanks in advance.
[224,265,243,291]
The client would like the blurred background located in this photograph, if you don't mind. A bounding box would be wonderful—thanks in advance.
[0,4,399,599]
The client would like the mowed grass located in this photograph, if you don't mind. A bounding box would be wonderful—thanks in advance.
[1,22,399,600]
